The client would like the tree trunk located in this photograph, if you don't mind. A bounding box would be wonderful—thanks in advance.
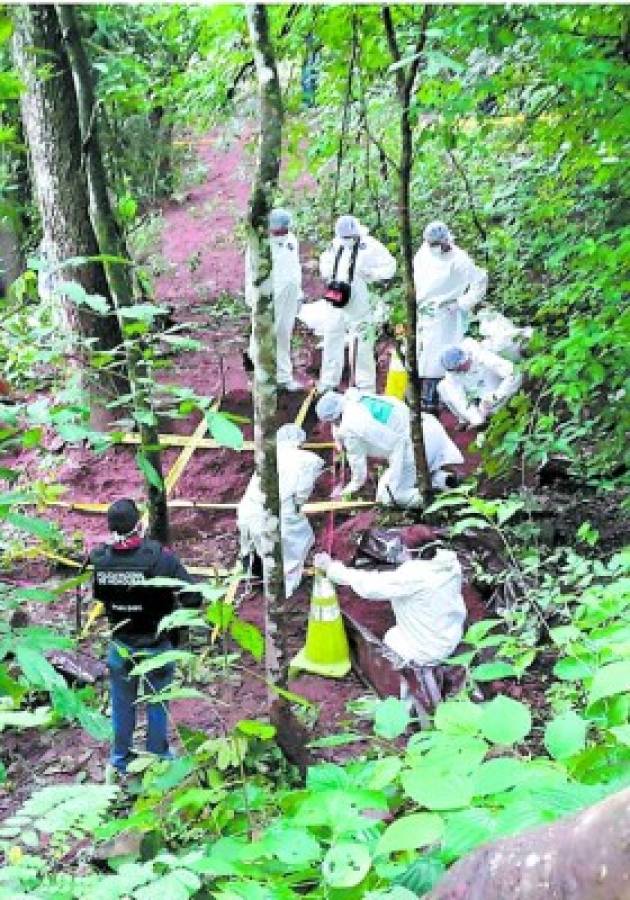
[381,6,432,500]
[427,786,630,900]
[55,4,168,544]
[245,5,289,692]
[11,5,125,396]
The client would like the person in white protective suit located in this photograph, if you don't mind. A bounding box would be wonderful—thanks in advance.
[438,338,523,428]
[477,307,533,362]
[313,548,466,666]
[414,221,487,412]
[318,215,396,393]
[244,208,303,391]
[315,389,464,503]
[237,424,324,596]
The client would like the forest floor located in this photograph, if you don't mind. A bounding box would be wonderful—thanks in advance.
[6,121,623,818]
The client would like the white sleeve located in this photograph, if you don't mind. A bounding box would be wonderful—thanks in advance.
[457,253,488,312]
[326,560,412,602]
[438,374,482,427]
[320,245,336,281]
[357,238,396,283]
[340,431,368,489]
[476,348,521,405]
[294,238,304,300]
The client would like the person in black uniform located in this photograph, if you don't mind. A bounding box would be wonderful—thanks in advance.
[91,498,201,776]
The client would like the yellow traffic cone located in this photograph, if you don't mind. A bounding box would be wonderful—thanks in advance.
[290,571,351,679]
[385,348,408,401]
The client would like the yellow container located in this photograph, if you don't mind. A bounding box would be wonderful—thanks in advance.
[385,349,408,401]
[290,572,351,679]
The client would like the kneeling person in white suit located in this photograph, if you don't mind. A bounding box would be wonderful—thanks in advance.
[315,390,464,505]
[238,425,324,596]
[313,548,466,666]
[438,338,522,427]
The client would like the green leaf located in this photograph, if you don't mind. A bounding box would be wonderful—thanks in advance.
[544,711,587,760]
[207,411,244,450]
[57,281,110,315]
[306,732,367,749]
[136,451,163,490]
[441,807,498,859]
[260,824,321,866]
[235,719,276,740]
[609,724,630,746]
[130,649,192,677]
[449,517,492,536]
[402,768,474,811]
[553,656,594,681]
[366,756,403,790]
[322,841,371,888]
[374,697,411,739]
[434,700,482,735]
[589,661,630,704]
[463,619,501,644]
[15,646,66,691]
[4,512,60,541]
[118,303,168,323]
[0,707,52,731]
[472,757,530,795]
[471,661,518,682]
[376,812,444,856]
[0,16,14,46]
[229,618,264,661]
[480,696,532,746]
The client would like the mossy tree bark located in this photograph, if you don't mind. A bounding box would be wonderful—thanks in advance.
[245,4,289,692]
[55,4,168,543]
[382,5,433,500]
[11,5,126,397]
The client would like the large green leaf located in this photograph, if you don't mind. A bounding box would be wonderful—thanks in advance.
[402,767,474,811]
[472,757,530,796]
[376,812,444,856]
[136,451,163,490]
[4,512,60,541]
[15,646,66,692]
[544,711,587,760]
[471,661,518,682]
[479,696,532,746]
[441,807,498,860]
[207,411,244,450]
[322,841,371,888]
[434,700,482,735]
[229,618,264,661]
[374,697,411,739]
[589,661,630,704]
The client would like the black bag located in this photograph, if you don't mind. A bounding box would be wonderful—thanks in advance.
[324,240,360,308]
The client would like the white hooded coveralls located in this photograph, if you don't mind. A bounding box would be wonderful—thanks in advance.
[245,232,303,385]
[414,243,487,379]
[238,439,324,596]
[336,391,463,504]
[438,337,522,426]
[319,231,396,391]
[326,550,465,665]
[477,307,533,362]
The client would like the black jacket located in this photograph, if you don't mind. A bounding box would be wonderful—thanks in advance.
[90,538,202,648]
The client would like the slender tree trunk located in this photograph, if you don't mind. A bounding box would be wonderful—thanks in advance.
[246,5,288,693]
[381,6,432,499]
[56,4,168,543]
[11,5,125,396]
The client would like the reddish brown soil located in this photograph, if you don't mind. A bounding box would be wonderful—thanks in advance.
[1,126,487,805]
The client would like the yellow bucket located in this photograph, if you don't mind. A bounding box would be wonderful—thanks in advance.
[385,349,408,401]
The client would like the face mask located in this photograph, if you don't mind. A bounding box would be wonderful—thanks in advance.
[428,245,444,258]
[342,236,358,247]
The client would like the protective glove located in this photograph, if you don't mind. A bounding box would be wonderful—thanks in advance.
[341,481,360,500]
[313,552,332,573]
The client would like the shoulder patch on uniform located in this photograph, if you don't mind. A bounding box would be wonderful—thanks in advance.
[359,241,367,250]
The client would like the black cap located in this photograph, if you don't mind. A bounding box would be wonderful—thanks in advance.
[107,498,140,535]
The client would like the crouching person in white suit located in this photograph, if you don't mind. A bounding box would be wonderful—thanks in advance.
[238,424,324,595]
[315,389,464,504]
[313,548,466,666]
[438,338,522,428]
